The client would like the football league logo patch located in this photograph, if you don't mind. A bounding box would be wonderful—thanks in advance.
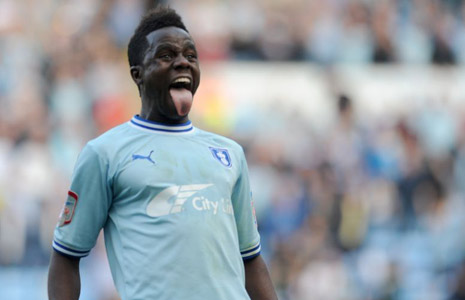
[209,147,232,167]
[58,190,78,226]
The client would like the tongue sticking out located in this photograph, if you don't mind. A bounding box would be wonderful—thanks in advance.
[170,88,193,116]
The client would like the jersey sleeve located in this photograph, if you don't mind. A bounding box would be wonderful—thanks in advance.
[232,148,261,260]
[52,143,112,258]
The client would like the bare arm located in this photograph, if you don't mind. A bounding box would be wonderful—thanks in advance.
[244,255,278,300]
[48,251,81,300]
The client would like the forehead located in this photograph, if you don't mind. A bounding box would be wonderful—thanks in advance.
[146,26,195,50]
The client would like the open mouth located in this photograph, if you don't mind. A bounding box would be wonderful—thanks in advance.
[170,77,192,91]
[169,77,193,117]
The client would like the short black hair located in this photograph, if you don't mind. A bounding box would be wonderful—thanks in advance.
[128,7,188,67]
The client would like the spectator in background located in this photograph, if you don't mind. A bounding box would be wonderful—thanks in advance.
[450,263,465,300]
[431,11,457,64]
[371,1,396,63]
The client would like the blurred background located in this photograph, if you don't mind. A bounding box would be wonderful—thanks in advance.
[1,0,465,299]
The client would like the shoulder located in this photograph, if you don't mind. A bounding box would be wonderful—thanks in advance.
[195,128,245,155]
[84,122,132,158]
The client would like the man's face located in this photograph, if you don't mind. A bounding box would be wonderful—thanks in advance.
[136,26,200,123]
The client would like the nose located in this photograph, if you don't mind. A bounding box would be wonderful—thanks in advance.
[173,54,190,69]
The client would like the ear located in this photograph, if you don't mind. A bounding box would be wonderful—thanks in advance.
[130,66,143,86]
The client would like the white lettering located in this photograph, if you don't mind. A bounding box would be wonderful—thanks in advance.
[211,201,218,215]
[192,197,220,215]
[221,198,234,215]
[192,196,204,211]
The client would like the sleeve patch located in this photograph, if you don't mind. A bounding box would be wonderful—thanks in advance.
[251,198,257,227]
[58,190,78,226]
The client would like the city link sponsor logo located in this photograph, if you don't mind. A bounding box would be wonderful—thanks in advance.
[192,197,234,215]
[146,184,234,217]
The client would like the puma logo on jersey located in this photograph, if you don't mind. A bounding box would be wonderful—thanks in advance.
[132,150,156,165]
[146,184,213,217]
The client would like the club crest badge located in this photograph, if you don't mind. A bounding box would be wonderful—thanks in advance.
[58,190,78,226]
[209,147,232,168]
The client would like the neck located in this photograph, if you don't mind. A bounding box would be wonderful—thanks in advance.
[139,109,189,125]
[139,90,190,124]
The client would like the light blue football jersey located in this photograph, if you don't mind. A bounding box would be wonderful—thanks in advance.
[53,115,261,300]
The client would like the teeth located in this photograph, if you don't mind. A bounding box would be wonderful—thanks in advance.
[173,77,191,84]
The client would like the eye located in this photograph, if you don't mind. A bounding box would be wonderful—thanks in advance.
[158,53,173,61]
[186,54,197,61]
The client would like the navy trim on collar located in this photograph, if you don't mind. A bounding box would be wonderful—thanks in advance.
[129,115,194,133]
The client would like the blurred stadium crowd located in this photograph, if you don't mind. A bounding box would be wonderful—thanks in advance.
[1,0,465,299]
